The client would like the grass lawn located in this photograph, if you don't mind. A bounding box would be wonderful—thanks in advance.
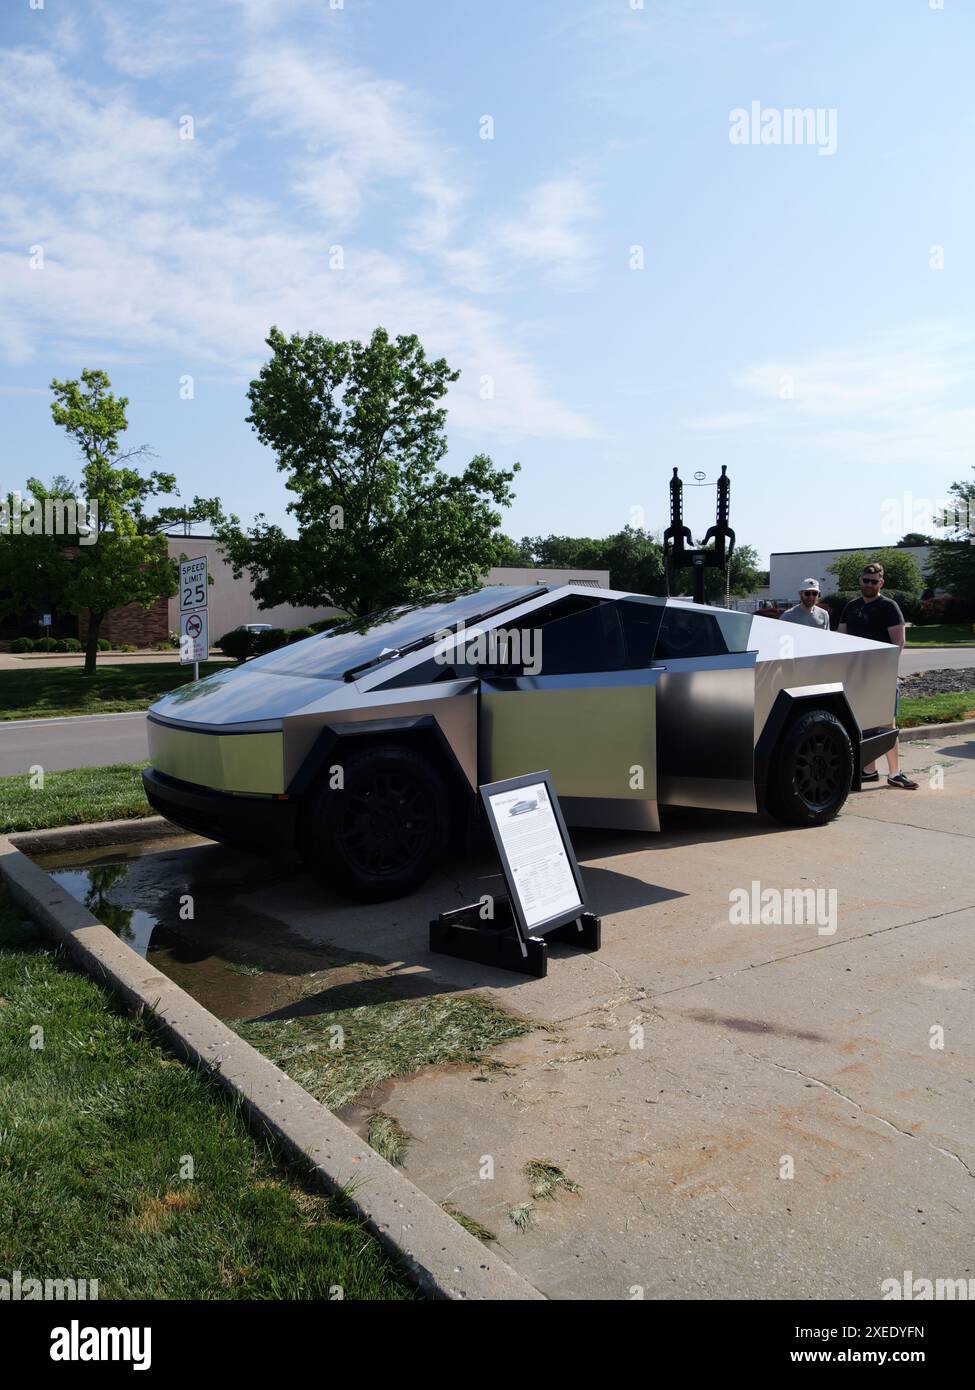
[0,762,151,834]
[0,661,227,721]
[905,624,975,647]
[0,889,416,1300]
[898,692,975,728]
[235,986,537,1113]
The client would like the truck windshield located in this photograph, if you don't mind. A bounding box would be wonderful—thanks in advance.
[242,587,543,680]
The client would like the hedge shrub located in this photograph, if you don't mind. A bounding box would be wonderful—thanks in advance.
[217,628,256,662]
[219,622,332,663]
[252,628,287,655]
[915,595,975,626]
[10,637,33,653]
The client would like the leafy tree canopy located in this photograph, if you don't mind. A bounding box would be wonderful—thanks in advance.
[0,369,224,671]
[216,327,519,617]
[828,547,924,596]
[926,469,975,599]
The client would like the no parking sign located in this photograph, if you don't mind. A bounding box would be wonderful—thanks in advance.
[179,608,208,664]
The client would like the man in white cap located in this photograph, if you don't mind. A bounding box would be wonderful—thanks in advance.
[780,578,830,629]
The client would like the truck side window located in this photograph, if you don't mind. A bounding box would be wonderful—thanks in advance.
[654,607,731,660]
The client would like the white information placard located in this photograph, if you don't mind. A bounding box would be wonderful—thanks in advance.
[485,779,583,931]
[179,555,208,613]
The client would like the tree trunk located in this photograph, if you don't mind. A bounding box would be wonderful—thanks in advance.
[84,612,104,676]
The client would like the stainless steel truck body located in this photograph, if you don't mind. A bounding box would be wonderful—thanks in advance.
[144,584,898,898]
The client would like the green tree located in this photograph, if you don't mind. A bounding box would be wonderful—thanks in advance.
[217,327,519,617]
[48,369,200,673]
[489,533,534,567]
[0,496,70,631]
[511,529,666,593]
[896,532,933,547]
[600,527,666,593]
[153,495,227,536]
[827,547,923,596]
[927,469,975,599]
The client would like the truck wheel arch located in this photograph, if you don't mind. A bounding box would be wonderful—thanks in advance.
[755,685,862,812]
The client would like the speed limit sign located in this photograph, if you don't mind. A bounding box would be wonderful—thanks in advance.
[179,556,208,675]
[179,556,208,612]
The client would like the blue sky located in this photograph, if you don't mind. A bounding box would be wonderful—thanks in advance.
[2,0,973,564]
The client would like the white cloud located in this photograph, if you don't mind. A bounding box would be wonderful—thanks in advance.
[731,338,970,417]
[441,176,599,292]
[685,411,767,431]
[0,40,596,443]
[0,50,214,206]
[238,46,463,233]
[686,329,975,466]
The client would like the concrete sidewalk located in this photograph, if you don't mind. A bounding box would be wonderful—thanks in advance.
[236,730,975,1299]
[0,651,226,671]
[29,729,975,1300]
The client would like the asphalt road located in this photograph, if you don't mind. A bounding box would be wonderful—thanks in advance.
[0,647,971,778]
[0,712,148,777]
[899,646,975,674]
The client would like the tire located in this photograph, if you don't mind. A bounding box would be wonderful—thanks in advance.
[305,743,450,901]
[766,708,853,827]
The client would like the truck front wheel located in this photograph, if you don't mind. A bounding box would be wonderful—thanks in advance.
[306,743,450,901]
[766,709,853,827]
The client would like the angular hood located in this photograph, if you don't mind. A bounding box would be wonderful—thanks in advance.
[149,663,349,728]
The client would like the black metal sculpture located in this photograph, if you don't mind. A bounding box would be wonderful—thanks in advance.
[663,466,736,605]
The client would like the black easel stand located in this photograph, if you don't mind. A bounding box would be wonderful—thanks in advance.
[429,898,601,978]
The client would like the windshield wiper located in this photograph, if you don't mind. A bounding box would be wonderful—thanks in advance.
[343,635,432,681]
[342,586,552,683]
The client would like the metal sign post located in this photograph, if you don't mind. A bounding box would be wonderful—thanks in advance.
[178,556,208,680]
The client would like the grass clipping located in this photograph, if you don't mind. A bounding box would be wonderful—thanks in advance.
[366,1112,410,1166]
[233,992,535,1112]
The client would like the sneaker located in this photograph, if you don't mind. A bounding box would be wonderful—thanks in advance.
[860,770,880,783]
[887,773,918,790]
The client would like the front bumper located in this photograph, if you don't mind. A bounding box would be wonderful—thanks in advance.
[142,767,299,852]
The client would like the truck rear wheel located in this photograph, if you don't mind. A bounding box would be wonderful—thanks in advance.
[766,709,853,827]
[306,743,449,901]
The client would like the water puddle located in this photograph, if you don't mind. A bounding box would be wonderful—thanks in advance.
[34,836,373,1022]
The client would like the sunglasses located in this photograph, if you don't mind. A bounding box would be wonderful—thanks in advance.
[860,577,881,584]
[800,590,819,596]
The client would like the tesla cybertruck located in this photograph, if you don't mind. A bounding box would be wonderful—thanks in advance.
[143,584,899,900]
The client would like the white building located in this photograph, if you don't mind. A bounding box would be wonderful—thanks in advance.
[163,536,609,645]
[768,545,932,605]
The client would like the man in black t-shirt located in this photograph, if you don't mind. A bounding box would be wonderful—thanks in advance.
[838,562,917,789]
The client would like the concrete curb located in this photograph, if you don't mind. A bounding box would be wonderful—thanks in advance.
[0,836,544,1301]
[9,815,183,855]
[899,718,975,742]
